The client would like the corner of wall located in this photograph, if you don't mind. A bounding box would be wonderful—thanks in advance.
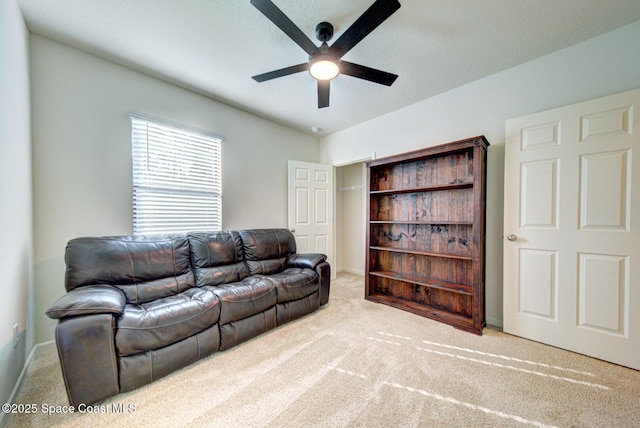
[0,0,36,409]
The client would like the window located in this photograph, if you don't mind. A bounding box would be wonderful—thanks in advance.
[130,113,222,235]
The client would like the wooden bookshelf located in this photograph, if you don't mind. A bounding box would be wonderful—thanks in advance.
[365,136,489,334]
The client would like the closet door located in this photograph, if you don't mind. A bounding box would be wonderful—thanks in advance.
[288,160,333,275]
[504,88,640,370]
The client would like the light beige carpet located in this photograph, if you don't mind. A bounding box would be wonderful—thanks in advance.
[5,273,640,427]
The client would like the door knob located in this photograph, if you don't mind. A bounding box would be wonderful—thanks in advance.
[290,228,296,233]
[507,234,518,242]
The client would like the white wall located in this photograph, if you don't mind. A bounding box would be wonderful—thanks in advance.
[0,0,34,407]
[336,163,365,275]
[31,35,320,343]
[320,20,640,327]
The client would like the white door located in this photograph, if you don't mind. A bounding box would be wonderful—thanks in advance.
[288,160,333,273]
[504,88,640,370]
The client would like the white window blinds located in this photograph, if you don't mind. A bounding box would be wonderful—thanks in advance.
[130,114,222,235]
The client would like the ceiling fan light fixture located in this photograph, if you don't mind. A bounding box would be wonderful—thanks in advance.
[309,55,340,81]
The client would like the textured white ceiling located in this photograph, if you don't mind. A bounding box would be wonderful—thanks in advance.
[17,0,640,136]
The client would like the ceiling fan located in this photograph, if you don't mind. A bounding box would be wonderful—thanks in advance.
[250,0,401,108]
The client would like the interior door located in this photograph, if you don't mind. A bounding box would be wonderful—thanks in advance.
[504,88,640,370]
[288,160,333,275]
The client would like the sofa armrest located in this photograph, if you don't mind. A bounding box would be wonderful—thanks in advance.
[286,253,327,270]
[46,285,126,320]
[55,314,120,405]
[316,261,331,306]
[287,254,330,305]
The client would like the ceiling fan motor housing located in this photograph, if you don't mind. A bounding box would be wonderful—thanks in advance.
[315,22,334,42]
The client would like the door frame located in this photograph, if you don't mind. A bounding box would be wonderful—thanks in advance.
[332,156,374,278]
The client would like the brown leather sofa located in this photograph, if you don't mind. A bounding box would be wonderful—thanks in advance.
[46,228,330,406]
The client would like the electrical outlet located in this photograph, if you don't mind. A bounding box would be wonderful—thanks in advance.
[13,323,19,348]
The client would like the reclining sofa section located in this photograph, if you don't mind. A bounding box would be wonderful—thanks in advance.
[46,228,330,406]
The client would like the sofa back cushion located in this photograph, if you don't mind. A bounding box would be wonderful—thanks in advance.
[64,235,194,304]
[238,229,297,275]
[188,231,249,286]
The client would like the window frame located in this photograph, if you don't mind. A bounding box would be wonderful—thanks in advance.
[130,112,223,235]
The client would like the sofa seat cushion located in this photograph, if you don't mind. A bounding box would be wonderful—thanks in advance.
[209,277,277,325]
[266,268,319,303]
[115,287,220,357]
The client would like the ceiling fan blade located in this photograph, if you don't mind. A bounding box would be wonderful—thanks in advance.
[340,61,398,86]
[250,0,319,56]
[252,63,309,82]
[329,0,401,59]
[318,80,330,108]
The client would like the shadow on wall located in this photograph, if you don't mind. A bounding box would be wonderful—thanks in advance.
[485,144,504,328]
[34,258,66,344]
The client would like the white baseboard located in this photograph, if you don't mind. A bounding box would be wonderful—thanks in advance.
[486,317,504,329]
[339,267,364,276]
[0,340,54,427]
